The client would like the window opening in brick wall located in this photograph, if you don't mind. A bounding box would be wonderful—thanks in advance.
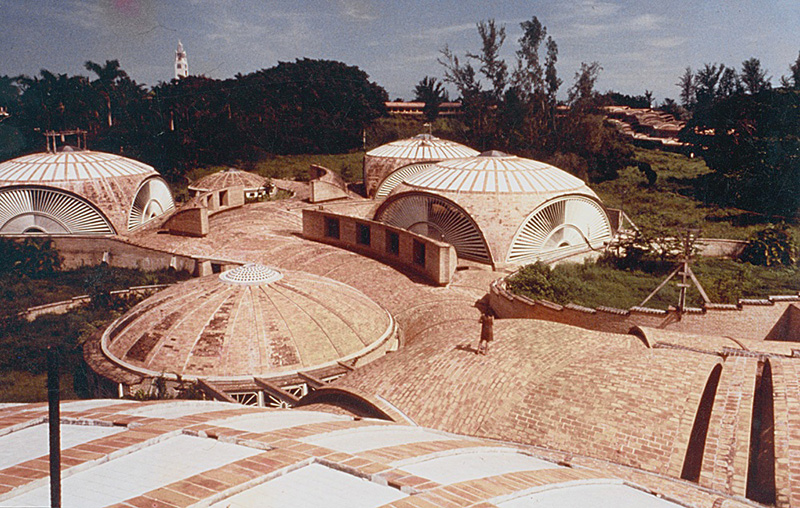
[413,239,426,266]
[746,359,776,505]
[386,231,400,255]
[680,363,722,482]
[356,223,371,246]
[324,217,340,239]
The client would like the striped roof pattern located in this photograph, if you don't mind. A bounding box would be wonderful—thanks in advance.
[403,152,588,194]
[189,169,268,192]
[0,150,156,184]
[366,134,478,160]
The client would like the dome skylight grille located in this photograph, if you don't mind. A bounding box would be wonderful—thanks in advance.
[0,186,115,235]
[376,193,491,262]
[220,264,283,285]
[375,163,435,199]
[507,196,612,264]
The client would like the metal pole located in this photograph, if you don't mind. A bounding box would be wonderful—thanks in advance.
[47,347,61,508]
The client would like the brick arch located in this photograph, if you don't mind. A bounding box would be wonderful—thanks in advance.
[295,386,395,421]
[681,363,723,482]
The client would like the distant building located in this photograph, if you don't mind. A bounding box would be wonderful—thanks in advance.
[385,101,462,117]
[174,40,188,80]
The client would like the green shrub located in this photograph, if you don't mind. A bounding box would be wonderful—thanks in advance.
[740,225,797,266]
[505,262,577,302]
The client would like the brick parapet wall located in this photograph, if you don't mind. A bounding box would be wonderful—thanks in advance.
[489,277,800,341]
[302,208,457,286]
[44,236,241,277]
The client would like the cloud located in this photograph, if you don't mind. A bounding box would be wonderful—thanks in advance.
[337,0,378,21]
[647,36,687,49]
[403,22,476,42]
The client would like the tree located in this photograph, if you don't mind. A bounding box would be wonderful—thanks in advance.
[567,62,602,107]
[740,57,770,94]
[780,51,800,89]
[677,67,695,108]
[544,36,561,108]
[85,59,128,126]
[414,76,448,122]
[718,66,742,98]
[467,19,508,100]
[687,88,800,217]
[512,16,546,99]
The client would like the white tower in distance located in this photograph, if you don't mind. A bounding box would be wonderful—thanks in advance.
[174,41,188,80]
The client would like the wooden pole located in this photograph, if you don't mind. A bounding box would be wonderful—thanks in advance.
[47,347,61,508]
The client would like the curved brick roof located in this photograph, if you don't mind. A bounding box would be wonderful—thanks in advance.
[188,168,268,193]
[101,264,394,381]
[0,149,171,234]
[0,400,752,508]
[331,319,743,482]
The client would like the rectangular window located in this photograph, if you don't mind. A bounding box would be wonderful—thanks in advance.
[324,217,340,239]
[413,239,426,266]
[386,231,400,255]
[356,223,371,246]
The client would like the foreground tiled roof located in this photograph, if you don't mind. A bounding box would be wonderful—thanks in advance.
[0,400,749,508]
[0,150,156,183]
[333,318,800,504]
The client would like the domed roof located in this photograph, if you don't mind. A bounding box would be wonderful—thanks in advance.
[0,148,174,235]
[402,151,590,194]
[366,134,478,160]
[0,148,156,184]
[188,168,268,193]
[101,264,394,381]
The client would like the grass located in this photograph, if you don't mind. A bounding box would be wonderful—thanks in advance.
[508,258,800,310]
[0,371,77,403]
[594,148,798,240]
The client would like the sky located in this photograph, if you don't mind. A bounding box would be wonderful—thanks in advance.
[2,0,799,103]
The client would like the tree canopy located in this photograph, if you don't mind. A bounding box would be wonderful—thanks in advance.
[1,58,387,182]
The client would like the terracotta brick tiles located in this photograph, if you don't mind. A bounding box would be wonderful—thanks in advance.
[0,401,779,507]
[699,356,756,497]
[773,359,800,507]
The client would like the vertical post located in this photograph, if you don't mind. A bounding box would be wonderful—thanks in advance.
[47,347,61,508]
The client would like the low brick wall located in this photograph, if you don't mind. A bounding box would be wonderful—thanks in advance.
[489,277,800,341]
[165,186,245,237]
[302,208,457,286]
[45,236,240,277]
[23,284,170,321]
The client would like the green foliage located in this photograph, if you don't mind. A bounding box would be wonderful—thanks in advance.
[4,59,388,183]
[505,261,577,302]
[686,88,800,217]
[740,225,798,266]
[414,77,449,122]
[0,237,62,277]
[507,258,800,310]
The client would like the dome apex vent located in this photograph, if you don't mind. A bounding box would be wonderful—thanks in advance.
[219,264,283,285]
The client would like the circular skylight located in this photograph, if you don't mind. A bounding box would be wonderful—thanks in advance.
[219,264,283,285]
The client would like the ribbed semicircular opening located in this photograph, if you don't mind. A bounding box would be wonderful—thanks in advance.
[375,193,491,262]
[0,186,115,235]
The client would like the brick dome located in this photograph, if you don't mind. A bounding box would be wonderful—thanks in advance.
[0,148,174,235]
[375,151,613,267]
[364,134,478,198]
[188,168,269,196]
[100,264,395,382]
